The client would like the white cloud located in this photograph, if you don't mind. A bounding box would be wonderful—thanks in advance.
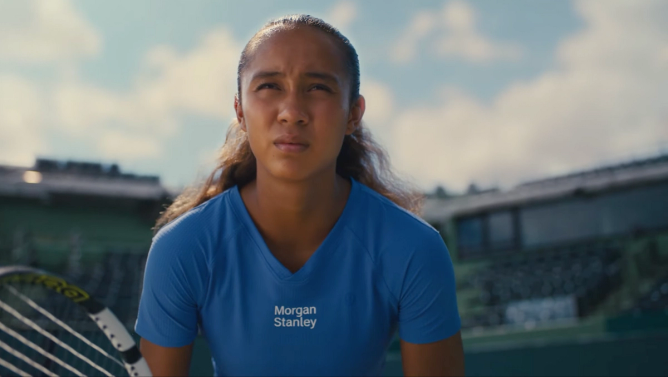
[98,130,162,160]
[55,27,240,131]
[327,1,357,32]
[0,75,49,165]
[391,10,437,64]
[435,1,522,63]
[0,12,241,170]
[390,0,668,191]
[360,80,394,126]
[359,79,396,148]
[0,0,100,63]
[660,46,668,64]
[138,28,241,119]
[51,27,242,163]
[392,1,522,64]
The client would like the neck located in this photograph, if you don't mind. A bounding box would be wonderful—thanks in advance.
[249,166,348,224]
[239,166,350,253]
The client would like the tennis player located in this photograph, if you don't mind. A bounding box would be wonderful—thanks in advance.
[135,14,464,376]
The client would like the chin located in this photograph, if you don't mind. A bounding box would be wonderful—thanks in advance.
[265,163,315,182]
[258,155,336,182]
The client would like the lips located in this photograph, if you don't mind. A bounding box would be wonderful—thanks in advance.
[274,135,309,153]
[274,142,309,153]
[274,135,308,145]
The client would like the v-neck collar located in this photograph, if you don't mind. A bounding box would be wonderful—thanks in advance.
[229,177,360,284]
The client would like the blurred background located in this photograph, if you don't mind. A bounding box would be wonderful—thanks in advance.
[1,0,667,375]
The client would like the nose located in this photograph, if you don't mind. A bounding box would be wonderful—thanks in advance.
[278,91,309,126]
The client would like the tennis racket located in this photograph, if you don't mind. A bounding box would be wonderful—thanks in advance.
[0,265,152,377]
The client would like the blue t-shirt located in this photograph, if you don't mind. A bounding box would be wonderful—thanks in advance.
[135,177,460,376]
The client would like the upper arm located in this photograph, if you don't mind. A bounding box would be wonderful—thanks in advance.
[398,231,461,343]
[135,220,209,347]
[140,338,194,377]
[400,331,465,377]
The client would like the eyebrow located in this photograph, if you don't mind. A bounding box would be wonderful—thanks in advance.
[304,72,340,85]
[250,71,341,86]
[250,71,282,81]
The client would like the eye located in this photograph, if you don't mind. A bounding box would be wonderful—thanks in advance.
[310,84,332,92]
[257,83,279,90]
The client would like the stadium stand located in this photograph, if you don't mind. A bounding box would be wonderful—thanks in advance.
[0,158,168,328]
[632,273,668,313]
[462,243,623,328]
[423,153,668,335]
[2,155,668,376]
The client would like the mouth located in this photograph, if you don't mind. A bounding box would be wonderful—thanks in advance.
[274,142,309,153]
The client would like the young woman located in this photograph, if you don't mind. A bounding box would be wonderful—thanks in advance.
[135,15,464,377]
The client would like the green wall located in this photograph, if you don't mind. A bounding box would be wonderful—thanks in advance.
[0,198,153,268]
[187,330,668,376]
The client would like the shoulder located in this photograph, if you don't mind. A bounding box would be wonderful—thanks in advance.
[352,182,441,248]
[349,182,451,301]
[150,188,242,262]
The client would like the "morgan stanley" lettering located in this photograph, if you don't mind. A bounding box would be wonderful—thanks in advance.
[274,306,317,329]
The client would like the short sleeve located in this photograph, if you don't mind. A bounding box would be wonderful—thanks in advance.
[134,219,209,347]
[398,231,461,344]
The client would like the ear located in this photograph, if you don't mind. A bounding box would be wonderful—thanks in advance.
[234,94,246,131]
[346,95,365,135]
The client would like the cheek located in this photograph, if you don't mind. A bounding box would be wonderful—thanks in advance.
[243,100,272,127]
[312,98,347,117]
[313,126,347,160]
[311,105,349,152]
[245,127,270,162]
[242,103,273,145]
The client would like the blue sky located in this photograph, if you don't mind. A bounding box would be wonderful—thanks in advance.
[1,0,667,192]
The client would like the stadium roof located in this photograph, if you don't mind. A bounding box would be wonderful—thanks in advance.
[422,153,668,222]
[0,159,170,201]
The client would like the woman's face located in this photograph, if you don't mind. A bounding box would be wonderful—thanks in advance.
[236,26,364,183]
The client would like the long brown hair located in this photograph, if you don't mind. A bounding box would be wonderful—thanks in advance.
[154,15,423,232]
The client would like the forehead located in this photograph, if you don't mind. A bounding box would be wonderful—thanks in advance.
[243,27,347,83]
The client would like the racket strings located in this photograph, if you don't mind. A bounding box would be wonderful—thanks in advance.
[0,337,57,377]
[0,355,31,377]
[0,318,86,377]
[0,283,128,377]
[4,285,124,368]
[0,299,113,377]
